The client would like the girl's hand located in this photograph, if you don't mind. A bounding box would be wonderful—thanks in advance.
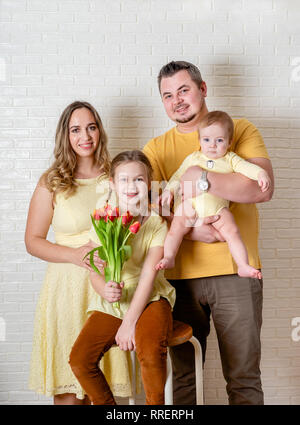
[90,278,124,302]
[257,170,271,192]
[115,319,136,351]
[103,280,124,303]
[71,241,106,272]
[160,189,173,208]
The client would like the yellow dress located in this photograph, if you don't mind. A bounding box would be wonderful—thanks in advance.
[29,175,134,399]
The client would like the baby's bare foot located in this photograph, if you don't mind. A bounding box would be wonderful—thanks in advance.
[238,264,262,280]
[155,257,175,271]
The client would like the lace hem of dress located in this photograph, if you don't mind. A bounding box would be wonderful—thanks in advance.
[29,382,137,399]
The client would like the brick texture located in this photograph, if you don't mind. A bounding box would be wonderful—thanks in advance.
[0,0,299,405]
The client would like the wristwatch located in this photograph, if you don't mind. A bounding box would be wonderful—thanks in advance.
[197,170,209,192]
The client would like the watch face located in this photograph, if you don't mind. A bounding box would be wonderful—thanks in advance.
[198,179,209,191]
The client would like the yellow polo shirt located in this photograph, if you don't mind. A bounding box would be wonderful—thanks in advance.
[143,118,269,280]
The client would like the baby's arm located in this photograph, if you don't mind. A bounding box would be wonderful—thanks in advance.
[230,153,271,192]
[90,271,124,304]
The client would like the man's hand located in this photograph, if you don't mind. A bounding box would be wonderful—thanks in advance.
[184,215,225,243]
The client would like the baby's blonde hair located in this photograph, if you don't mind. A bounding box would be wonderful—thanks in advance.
[199,110,234,142]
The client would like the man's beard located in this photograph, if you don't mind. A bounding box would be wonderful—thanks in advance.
[175,113,196,124]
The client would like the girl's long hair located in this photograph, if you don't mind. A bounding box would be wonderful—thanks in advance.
[110,150,153,182]
[41,101,110,200]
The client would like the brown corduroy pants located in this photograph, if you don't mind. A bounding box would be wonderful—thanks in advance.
[69,298,172,405]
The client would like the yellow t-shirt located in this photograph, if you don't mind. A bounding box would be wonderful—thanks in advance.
[143,118,270,280]
[88,207,176,319]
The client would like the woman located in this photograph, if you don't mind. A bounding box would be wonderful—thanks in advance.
[25,101,133,405]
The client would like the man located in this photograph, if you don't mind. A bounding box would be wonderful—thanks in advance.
[143,61,274,405]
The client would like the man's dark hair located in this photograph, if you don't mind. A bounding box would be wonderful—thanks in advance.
[157,61,203,92]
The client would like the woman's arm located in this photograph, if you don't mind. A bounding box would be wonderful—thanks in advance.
[25,183,100,269]
[115,245,163,351]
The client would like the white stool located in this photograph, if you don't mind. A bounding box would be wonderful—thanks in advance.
[128,320,204,405]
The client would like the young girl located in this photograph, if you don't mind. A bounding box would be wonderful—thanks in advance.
[25,101,132,404]
[69,150,176,405]
[156,111,271,279]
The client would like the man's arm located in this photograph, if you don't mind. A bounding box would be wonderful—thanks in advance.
[181,157,274,204]
[209,157,274,203]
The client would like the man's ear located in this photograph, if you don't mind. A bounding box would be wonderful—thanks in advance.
[200,81,207,98]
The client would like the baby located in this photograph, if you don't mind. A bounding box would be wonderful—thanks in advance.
[155,110,271,279]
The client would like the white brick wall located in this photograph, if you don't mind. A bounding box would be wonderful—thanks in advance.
[0,0,300,405]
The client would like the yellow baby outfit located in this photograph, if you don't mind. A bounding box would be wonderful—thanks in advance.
[88,211,176,318]
[166,151,264,218]
[29,175,134,399]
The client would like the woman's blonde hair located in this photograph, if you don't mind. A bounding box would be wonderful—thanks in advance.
[41,101,110,200]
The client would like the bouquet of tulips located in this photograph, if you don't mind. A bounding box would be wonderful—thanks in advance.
[84,203,141,308]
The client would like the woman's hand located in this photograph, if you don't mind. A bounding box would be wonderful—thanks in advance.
[71,241,106,272]
[115,319,136,351]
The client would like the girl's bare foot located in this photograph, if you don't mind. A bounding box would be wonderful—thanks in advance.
[238,264,262,280]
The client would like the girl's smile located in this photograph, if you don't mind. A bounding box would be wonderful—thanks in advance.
[110,161,150,215]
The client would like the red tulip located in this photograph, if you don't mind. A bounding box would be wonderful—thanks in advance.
[93,208,106,220]
[121,211,133,225]
[129,221,141,234]
[112,207,119,218]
